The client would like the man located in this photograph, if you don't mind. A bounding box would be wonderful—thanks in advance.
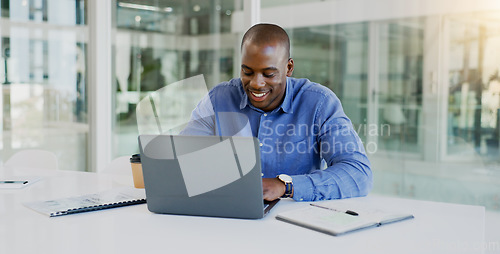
[182,23,372,202]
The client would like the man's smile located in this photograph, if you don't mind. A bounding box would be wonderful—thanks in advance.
[249,90,270,102]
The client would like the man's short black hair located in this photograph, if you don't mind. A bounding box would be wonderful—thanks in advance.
[241,23,290,58]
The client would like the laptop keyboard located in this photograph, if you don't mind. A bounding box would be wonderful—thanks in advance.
[263,199,280,213]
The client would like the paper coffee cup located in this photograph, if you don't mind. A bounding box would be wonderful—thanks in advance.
[130,154,144,188]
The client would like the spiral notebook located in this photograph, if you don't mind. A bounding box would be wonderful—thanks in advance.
[24,187,146,217]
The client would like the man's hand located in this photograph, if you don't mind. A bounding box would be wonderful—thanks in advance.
[262,178,286,201]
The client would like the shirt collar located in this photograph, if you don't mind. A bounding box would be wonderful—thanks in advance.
[239,77,294,114]
[239,79,248,110]
[280,77,293,114]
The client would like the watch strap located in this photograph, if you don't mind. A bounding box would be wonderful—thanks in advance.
[281,181,293,198]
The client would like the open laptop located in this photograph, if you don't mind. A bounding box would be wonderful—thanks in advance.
[138,135,279,219]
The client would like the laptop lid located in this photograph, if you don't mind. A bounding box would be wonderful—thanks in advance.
[139,135,275,219]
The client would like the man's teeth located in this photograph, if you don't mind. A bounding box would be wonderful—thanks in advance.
[252,92,266,97]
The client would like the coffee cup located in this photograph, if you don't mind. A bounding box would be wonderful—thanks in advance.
[130,154,144,188]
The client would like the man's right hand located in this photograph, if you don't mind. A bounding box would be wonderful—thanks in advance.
[262,178,286,201]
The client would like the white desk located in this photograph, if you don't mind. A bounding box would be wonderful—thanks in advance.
[0,167,485,254]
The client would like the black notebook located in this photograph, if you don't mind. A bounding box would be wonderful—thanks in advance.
[24,187,146,217]
[276,201,414,236]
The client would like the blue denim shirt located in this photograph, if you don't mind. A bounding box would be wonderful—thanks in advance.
[182,77,372,201]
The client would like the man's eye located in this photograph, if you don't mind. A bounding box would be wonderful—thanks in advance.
[243,71,253,76]
[263,73,275,78]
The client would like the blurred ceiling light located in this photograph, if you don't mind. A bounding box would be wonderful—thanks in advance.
[118,2,173,13]
[22,0,28,6]
[135,15,141,22]
[193,5,201,12]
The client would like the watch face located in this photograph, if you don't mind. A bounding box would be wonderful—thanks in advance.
[279,174,292,183]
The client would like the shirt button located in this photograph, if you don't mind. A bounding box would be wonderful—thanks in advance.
[260,143,263,147]
[263,113,267,116]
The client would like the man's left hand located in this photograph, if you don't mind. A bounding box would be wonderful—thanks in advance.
[262,178,286,201]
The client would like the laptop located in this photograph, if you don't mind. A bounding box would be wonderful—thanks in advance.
[138,135,279,219]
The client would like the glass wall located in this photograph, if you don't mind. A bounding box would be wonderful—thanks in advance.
[113,0,243,157]
[376,19,423,154]
[0,0,88,171]
[447,12,500,164]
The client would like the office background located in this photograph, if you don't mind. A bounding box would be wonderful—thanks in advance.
[0,0,499,215]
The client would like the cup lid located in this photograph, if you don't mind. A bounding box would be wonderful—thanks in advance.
[130,154,141,163]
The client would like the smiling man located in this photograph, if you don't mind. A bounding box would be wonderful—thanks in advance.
[182,23,372,202]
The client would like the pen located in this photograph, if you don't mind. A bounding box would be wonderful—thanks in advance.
[310,203,359,216]
[0,180,28,184]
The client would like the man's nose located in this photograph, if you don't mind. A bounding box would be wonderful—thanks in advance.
[249,74,265,89]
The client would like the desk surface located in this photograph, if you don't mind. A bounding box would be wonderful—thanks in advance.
[0,167,485,254]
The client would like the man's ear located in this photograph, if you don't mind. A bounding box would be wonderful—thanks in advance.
[286,58,294,77]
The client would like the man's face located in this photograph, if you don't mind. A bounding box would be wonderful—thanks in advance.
[240,41,293,112]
